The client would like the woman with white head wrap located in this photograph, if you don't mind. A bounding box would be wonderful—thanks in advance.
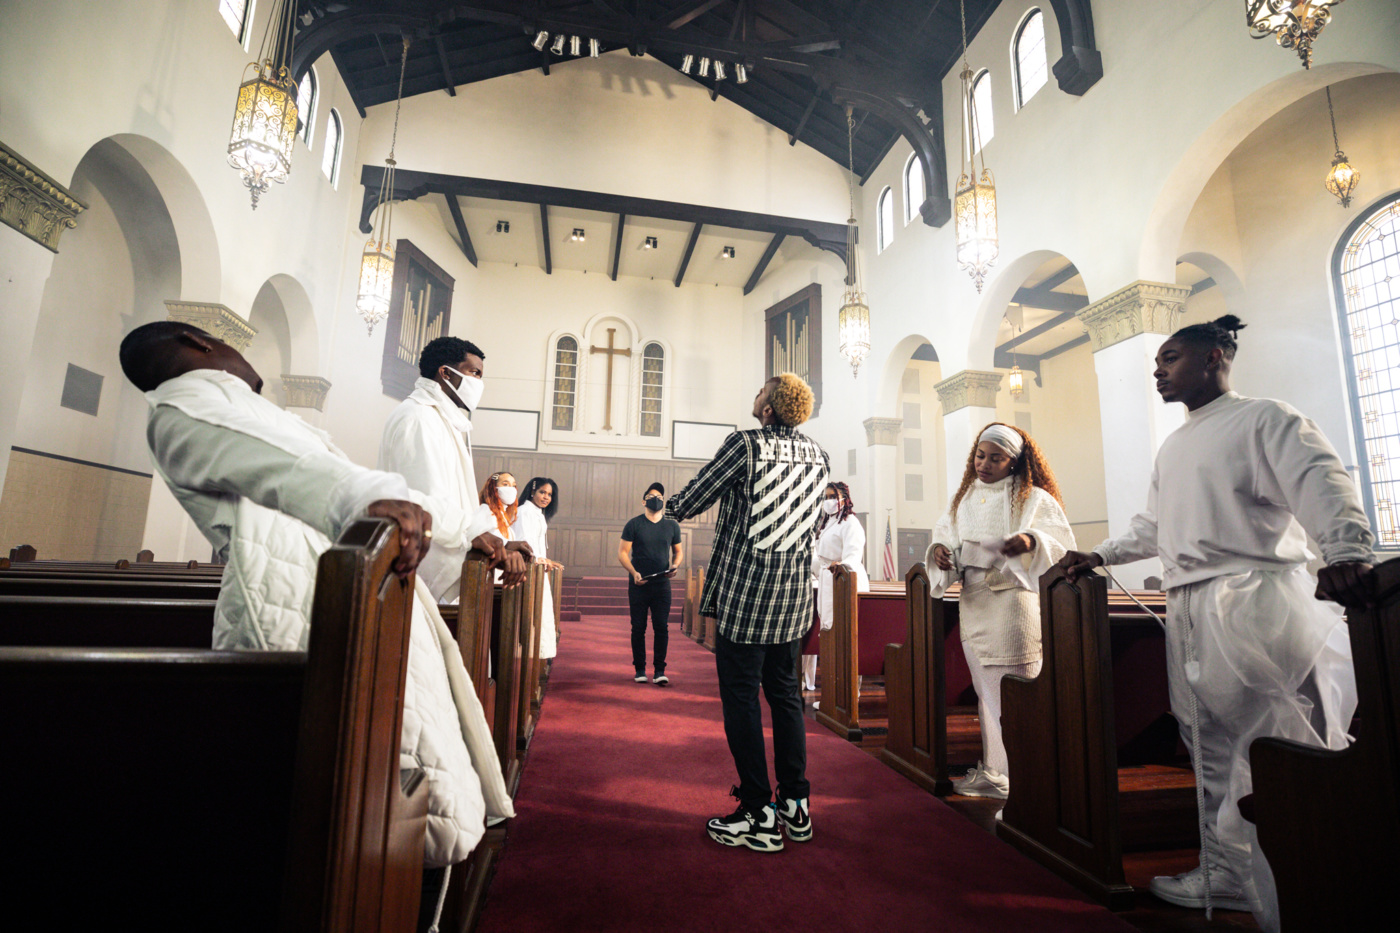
[925,422,1075,799]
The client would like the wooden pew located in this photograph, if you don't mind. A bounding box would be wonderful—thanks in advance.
[517,562,545,751]
[0,517,429,932]
[1249,557,1400,931]
[815,566,906,741]
[880,564,956,795]
[0,594,216,647]
[0,554,216,571]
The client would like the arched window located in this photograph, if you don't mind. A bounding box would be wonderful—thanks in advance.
[1335,194,1400,547]
[321,108,342,187]
[640,342,665,437]
[903,153,925,225]
[877,186,894,253]
[218,0,253,45]
[296,68,317,146]
[970,69,994,154]
[1013,9,1048,109]
[551,336,579,431]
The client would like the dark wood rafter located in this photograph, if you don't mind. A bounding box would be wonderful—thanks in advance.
[1001,309,1077,352]
[539,203,552,274]
[358,165,850,261]
[789,91,821,146]
[668,0,728,31]
[1190,276,1217,296]
[832,86,950,227]
[674,223,703,287]
[743,232,785,295]
[610,212,627,281]
[444,194,478,266]
[329,48,369,119]
[1045,0,1103,95]
[1011,289,1088,314]
[433,33,458,95]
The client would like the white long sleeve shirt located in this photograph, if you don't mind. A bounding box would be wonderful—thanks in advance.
[1094,391,1374,588]
[811,514,870,630]
[379,378,480,601]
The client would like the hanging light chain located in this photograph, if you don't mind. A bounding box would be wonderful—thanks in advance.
[376,36,412,252]
[1325,85,1341,153]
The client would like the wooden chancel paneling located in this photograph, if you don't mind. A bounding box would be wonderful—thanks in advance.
[475,450,718,577]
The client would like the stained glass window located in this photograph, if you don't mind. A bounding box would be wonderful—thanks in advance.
[1014,10,1048,109]
[904,153,924,225]
[877,186,894,253]
[971,70,994,154]
[219,0,252,44]
[296,69,317,145]
[640,343,664,437]
[1336,195,1400,547]
[322,109,342,186]
[552,336,579,431]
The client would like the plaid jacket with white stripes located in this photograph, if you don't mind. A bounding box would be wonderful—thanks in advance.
[668,424,830,645]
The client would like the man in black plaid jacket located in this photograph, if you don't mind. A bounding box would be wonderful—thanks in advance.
[667,372,829,852]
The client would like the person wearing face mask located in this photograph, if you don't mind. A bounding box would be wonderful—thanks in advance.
[926,423,1075,802]
[618,482,683,685]
[802,482,870,696]
[380,337,530,596]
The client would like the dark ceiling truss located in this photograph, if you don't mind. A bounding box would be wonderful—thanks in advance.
[359,164,850,279]
[296,1,1103,234]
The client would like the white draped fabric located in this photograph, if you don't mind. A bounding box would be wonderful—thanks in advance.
[512,500,557,659]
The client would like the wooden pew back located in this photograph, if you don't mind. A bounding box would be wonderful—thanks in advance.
[816,563,862,741]
[880,564,955,795]
[1250,557,1400,931]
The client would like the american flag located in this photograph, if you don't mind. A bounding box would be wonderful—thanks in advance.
[882,518,896,581]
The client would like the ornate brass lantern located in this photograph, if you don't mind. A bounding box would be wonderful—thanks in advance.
[1246,1,1345,70]
[227,0,298,209]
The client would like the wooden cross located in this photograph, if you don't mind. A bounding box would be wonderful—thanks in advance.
[589,327,632,431]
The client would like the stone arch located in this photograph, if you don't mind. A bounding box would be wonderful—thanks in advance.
[876,333,941,420]
[1176,250,1247,326]
[262,273,319,374]
[1139,61,1397,283]
[966,248,1087,371]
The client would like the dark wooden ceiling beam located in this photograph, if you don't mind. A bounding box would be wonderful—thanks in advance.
[1046,0,1104,95]
[674,222,703,287]
[539,203,552,274]
[329,49,369,119]
[993,346,1042,379]
[999,310,1078,351]
[789,90,820,146]
[1039,333,1091,360]
[433,34,458,96]
[444,194,478,266]
[1010,289,1089,314]
[611,213,627,281]
[665,0,728,30]
[743,233,785,295]
[1035,262,1081,292]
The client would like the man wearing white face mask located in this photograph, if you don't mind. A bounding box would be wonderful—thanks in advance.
[381,336,527,599]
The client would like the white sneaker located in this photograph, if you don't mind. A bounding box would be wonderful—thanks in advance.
[954,762,1009,800]
[1148,867,1251,912]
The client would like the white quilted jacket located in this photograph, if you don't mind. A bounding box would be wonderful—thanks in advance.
[145,370,513,866]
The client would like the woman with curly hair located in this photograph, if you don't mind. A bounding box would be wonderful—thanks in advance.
[926,422,1074,800]
[801,481,869,693]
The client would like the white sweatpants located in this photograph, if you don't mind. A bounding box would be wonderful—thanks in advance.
[962,639,1042,778]
[801,653,817,691]
[1166,568,1355,931]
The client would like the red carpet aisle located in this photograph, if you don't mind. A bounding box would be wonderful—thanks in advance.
[478,614,1136,933]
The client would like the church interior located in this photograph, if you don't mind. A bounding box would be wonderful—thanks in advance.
[3,1,1399,931]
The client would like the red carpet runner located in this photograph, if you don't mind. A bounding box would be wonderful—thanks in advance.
[478,614,1137,933]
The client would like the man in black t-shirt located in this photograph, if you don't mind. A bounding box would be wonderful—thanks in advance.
[618,482,683,685]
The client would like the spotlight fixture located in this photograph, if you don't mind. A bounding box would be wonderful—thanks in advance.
[532,30,549,51]
[570,35,581,56]
[496,220,510,233]
[698,57,711,77]
[571,228,586,242]
[644,236,658,249]
[714,61,727,81]
[735,63,748,83]
[551,34,565,55]
[681,54,694,74]
[722,246,736,259]
[589,38,601,57]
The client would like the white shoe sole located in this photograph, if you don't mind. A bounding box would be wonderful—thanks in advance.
[1148,884,1251,912]
[955,785,1007,800]
[706,828,784,852]
[780,823,812,842]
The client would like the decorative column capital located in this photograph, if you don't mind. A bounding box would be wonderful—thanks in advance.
[0,140,86,252]
[863,416,903,446]
[1076,280,1191,352]
[164,300,257,352]
[281,375,332,411]
[934,370,1002,413]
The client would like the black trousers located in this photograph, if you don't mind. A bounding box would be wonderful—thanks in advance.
[714,632,809,811]
[628,577,671,673]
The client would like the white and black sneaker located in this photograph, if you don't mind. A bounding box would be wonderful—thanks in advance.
[776,796,812,842]
[653,672,670,686]
[706,797,783,852]
[634,671,648,683]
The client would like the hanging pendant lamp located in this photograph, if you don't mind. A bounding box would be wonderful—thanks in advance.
[954,0,998,293]
[1323,85,1360,207]
[356,36,411,336]
[227,0,300,209]
[1246,1,1344,70]
[838,104,871,378]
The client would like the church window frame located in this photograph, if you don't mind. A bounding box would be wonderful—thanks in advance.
[296,68,318,147]
[550,335,580,432]
[322,108,343,187]
[903,153,924,226]
[969,69,994,155]
[218,0,254,48]
[1334,192,1400,549]
[1012,9,1049,111]
[877,186,894,253]
[639,342,665,438]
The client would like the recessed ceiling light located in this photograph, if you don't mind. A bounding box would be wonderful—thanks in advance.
[644,236,658,249]
[571,228,586,242]
[721,246,736,259]
[496,220,510,233]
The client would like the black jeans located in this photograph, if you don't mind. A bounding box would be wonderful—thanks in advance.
[714,632,809,811]
[628,577,671,674]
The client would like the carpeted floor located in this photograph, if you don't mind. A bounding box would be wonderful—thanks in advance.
[478,615,1138,933]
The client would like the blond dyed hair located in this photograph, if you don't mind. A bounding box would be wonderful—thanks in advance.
[768,372,814,426]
